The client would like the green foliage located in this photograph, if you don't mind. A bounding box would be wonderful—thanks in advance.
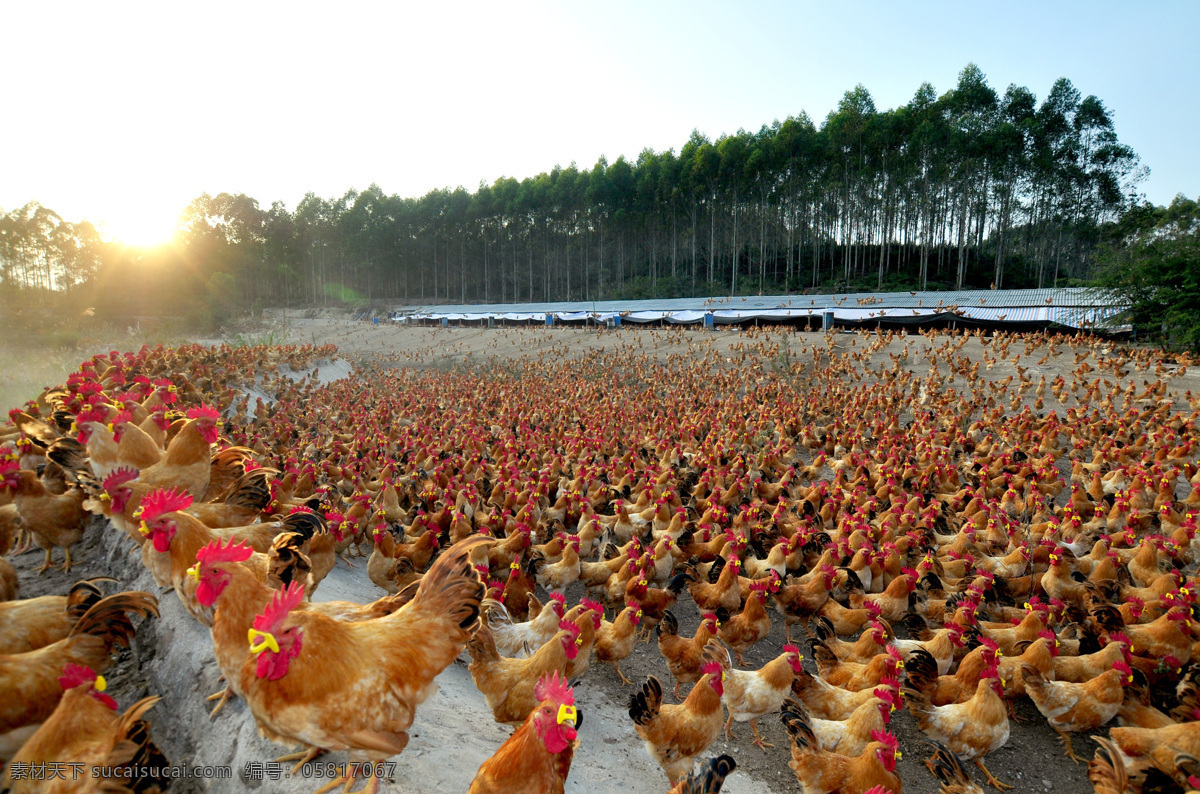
[1098,195,1200,350]
[2,67,1147,312]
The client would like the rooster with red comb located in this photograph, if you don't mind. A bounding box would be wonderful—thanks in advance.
[468,671,580,793]
[229,536,489,794]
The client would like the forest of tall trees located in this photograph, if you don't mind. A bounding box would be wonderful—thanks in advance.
[1,66,1146,326]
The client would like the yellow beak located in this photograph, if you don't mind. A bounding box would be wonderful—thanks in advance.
[556,704,577,725]
[94,675,107,692]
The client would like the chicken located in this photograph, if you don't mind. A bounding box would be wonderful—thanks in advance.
[657,610,720,700]
[1022,660,1132,762]
[0,462,87,573]
[594,599,641,685]
[2,664,168,793]
[1107,720,1200,790]
[893,615,967,676]
[367,526,401,593]
[812,642,905,692]
[628,664,726,785]
[902,659,1011,790]
[717,579,772,665]
[468,616,584,725]
[788,677,901,756]
[850,567,919,623]
[137,487,299,595]
[1119,605,1194,662]
[815,598,881,638]
[229,536,488,793]
[706,638,804,750]
[687,554,744,615]
[666,754,737,794]
[0,578,112,655]
[190,535,414,718]
[129,407,221,500]
[1051,632,1130,683]
[468,671,579,794]
[812,617,892,665]
[484,592,567,659]
[772,565,840,642]
[536,534,581,594]
[626,571,689,638]
[780,709,902,794]
[0,590,158,759]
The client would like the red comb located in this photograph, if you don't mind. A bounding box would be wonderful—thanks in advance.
[580,597,603,613]
[534,670,575,706]
[102,467,139,492]
[870,729,899,750]
[783,643,800,655]
[75,407,108,426]
[58,663,98,690]
[253,581,306,634]
[548,592,567,604]
[187,405,220,421]
[139,487,193,522]
[196,537,254,566]
[702,660,723,676]
[865,601,882,616]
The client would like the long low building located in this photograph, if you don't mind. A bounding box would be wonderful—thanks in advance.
[388,287,1127,331]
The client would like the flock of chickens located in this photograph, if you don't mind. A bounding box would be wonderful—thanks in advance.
[0,324,1198,794]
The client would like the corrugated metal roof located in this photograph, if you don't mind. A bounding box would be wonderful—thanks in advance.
[390,287,1118,316]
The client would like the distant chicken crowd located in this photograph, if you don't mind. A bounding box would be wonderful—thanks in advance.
[0,326,1198,794]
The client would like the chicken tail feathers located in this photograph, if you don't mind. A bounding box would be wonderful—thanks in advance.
[629,676,663,726]
[405,535,489,636]
[465,620,500,664]
[811,615,836,642]
[923,740,974,789]
[46,436,89,472]
[656,610,679,638]
[665,572,690,596]
[780,696,809,723]
[901,612,934,642]
[702,638,732,671]
[808,638,839,676]
[903,647,939,698]
[780,706,818,750]
[677,754,737,794]
[225,467,280,513]
[268,531,313,589]
[1087,736,1130,794]
[107,696,171,793]
[65,577,117,620]
[68,590,159,651]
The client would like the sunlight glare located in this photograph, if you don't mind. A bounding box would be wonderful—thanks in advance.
[99,202,180,249]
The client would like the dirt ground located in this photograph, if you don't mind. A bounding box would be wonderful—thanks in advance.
[5,314,1199,793]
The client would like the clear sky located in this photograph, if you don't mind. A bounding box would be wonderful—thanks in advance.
[3,0,1196,246]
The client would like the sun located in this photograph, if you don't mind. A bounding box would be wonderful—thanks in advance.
[101,206,180,249]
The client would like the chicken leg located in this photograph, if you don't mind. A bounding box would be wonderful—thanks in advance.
[975,758,1013,790]
[275,747,325,776]
[1055,728,1082,764]
[749,718,774,750]
[207,687,232,718]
